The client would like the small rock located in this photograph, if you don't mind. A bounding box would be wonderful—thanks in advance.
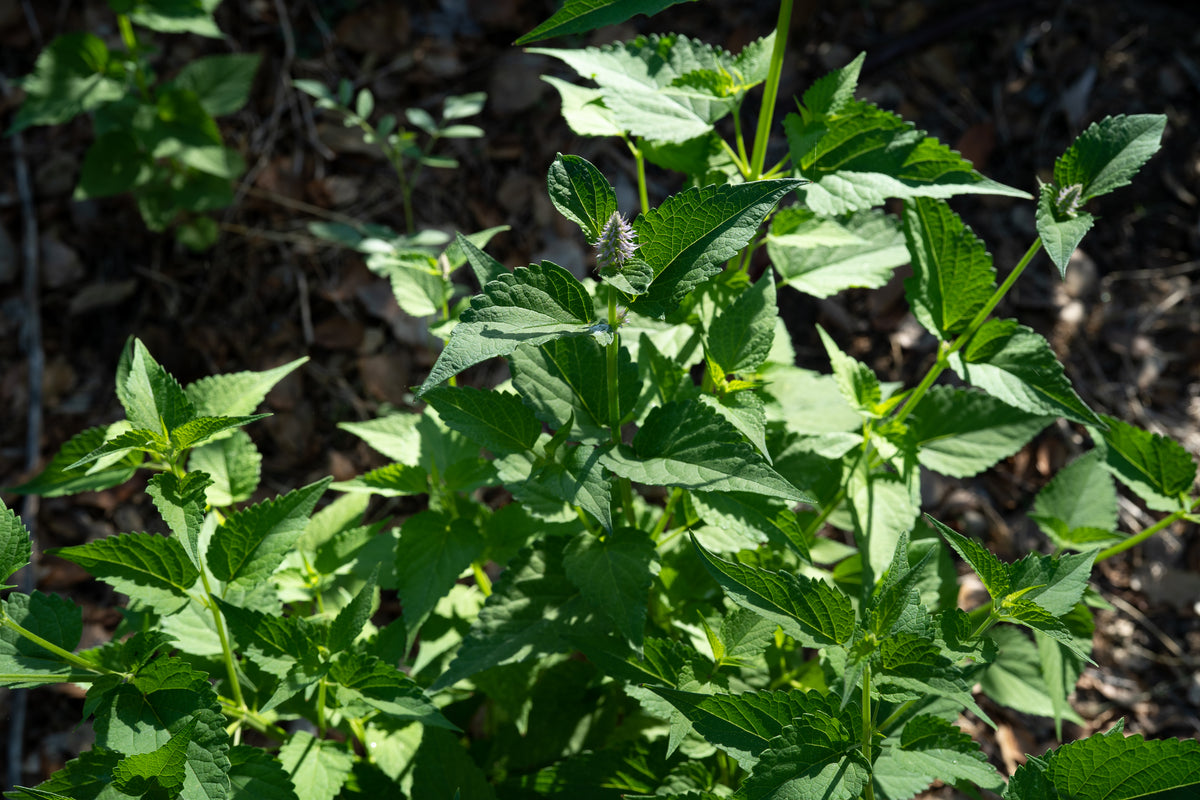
[40,234,84,288]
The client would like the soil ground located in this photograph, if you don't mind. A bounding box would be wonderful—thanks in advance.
[1,0,1198,794]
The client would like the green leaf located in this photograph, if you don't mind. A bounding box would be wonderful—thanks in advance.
[691,534,853,647]
[327,567,378,654]
[118,338,196,435]
[564,528,658,650]
[1,500,32,587]
[277,731,355,800]
[5,424,143,497]
[170,415,269,451]
[91,656,231,800]
[9,33,125,132]
[112,716,198,798]
[432,539,598,690]
[185,357,306,418]
[1036,609,1092,740]
[328,652,455,729]
[1093,415,1195,511]
[0,592,82,685]
[338,413,420,464]
[1032,450,1119,549]
[530,34,740,144]
[547,154,619,243]
[981,625,1084,724]
[767,207,908,298]
[902,197,996,339]
[950,318,1103,426]
[1035,183,1096,277]
[52,533,200,615]
[188,430,262,507]
[690,491,806,557]
[873,715,1003,799]
[173,53,261,116]
[510,337,638,441]
[734,706,870,800]
[650,687,812,770]
[128,1,223,38]
[501,443,614,532]
[708,272,776,375]
[410,729,497,800]
[631,179,804,317]
[847,469,919,586]
[1010,550,1096,618]
[1053,114,1168,201]
[367,250,451,318]
[452,232,507,288]
[875,633,991,723]
[931,516,1010,598]
[67,428,167,471]
[817,325,880,416]
[418,261,603,393]
[146,472,212,569]
[394,510,484,649]
[1004,722,1200,800]
[786,85,1028,215]
[540,75,625,138]
[214,599,319,678]
[78,130,150,198]
[602,399,806,501]
[905,385,1052,478]
[331,462,428,498]
[517,0,691,44]
[25,750,124,800]
[227,747,299,800]
[208,478,332,591]
[177,217,221,252]
[423,386,541,455]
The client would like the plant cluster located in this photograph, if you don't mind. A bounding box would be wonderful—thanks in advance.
[3,1,1200,800]
[8,0,259,249]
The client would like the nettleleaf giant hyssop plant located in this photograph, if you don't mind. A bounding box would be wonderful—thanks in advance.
[3,1,1199,799]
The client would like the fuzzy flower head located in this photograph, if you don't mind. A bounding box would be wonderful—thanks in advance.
[1053,183,1085,219]
[595,211,637,272]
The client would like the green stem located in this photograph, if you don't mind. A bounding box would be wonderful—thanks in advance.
[650,488,683,542]
[877,699,917,734]
[891,343,950,424]
[200,571,246,709]
[471,561,493,596]
[220,701,289,741]
[117,15,151,102]
[316,677,328,736]
[349,718,372,762]
[0,615,122,677]
[607,286,638,528]
[802,483,847,542]
[968,609,998,641]
[627,138,650,214]
[1096,498,1199,562]
[861,664,875,800]
[893,237,1044,425]
[958,237,1043,345]
[748,0,793,180]
[732,110,751,175]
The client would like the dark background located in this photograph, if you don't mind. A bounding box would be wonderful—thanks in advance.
[1,0,1198,792]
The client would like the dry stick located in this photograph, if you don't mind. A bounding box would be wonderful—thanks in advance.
[3,77,42,793]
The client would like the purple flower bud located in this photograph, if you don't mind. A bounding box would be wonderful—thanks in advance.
[595,211,636,272]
